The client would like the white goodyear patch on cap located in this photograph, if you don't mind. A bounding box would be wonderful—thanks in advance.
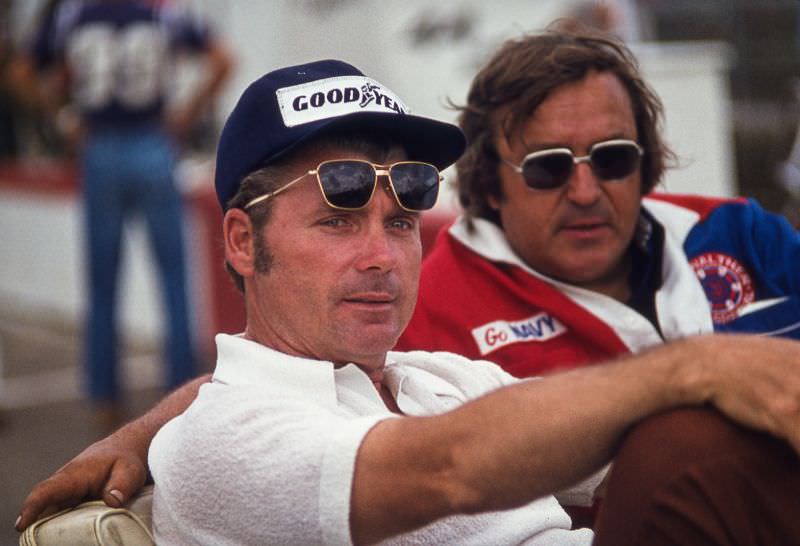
[276,76,410,127]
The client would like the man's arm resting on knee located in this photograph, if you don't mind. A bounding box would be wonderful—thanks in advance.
[15,374,210,531]
[350,334,800,545]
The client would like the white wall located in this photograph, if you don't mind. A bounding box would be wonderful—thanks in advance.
[635,42,735,197]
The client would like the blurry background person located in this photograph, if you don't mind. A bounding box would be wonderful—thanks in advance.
[14,0,233,431]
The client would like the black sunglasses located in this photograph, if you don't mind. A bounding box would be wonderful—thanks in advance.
[244,159,442,212]
[503,139,644,190]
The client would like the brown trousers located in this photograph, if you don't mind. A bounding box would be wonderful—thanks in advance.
[593,408,800,545]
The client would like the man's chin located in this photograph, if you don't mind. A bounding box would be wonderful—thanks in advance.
[339,323,402,352]
[552,259,622,286]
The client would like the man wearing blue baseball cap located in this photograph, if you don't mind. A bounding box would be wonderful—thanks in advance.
[17,59,800,545]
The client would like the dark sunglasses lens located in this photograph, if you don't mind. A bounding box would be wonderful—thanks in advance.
[317,161,376,209]
[522,152,574,189]
[591,144,641,180]
[389,163,439,211]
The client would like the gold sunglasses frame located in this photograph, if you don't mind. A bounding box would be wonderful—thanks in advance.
[243,159,443,212]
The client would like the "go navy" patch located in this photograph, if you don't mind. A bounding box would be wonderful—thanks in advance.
[471,313,567,356]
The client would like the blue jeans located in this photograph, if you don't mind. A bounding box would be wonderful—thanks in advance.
[83,126,196,402]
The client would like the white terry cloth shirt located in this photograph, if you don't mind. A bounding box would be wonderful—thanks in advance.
[150,334,594,546]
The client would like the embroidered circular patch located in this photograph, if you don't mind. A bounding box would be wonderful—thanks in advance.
[690,253,754,324]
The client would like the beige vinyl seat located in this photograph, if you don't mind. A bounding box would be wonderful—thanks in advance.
[19,485,154,546]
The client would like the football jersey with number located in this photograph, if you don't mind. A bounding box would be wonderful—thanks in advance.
[397,194,800,378]
[30,0,212,129]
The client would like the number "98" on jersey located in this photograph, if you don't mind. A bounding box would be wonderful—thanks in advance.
[66,22,168,110]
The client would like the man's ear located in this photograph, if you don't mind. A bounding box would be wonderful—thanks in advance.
[223,208,256,278]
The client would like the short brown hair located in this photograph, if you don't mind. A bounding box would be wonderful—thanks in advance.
[455,28,675,226]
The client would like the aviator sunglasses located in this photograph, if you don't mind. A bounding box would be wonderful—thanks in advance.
[503,139,644,190]
[244,159,442,212]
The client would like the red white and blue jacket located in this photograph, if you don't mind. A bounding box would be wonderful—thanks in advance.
[397,194,800,378]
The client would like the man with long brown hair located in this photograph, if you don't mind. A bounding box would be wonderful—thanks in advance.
[399,30,800,378]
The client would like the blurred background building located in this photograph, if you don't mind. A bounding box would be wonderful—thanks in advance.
[1,1,798,543]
